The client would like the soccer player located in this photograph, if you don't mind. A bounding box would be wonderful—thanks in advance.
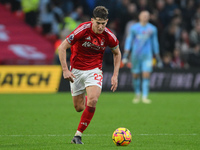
[122,10,162,104]
[58,6,121,144]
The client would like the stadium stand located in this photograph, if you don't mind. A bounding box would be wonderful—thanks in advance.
[1,0,200,67]
[0,4,55,65]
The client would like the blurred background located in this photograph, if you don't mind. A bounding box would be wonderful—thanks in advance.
[0,0,200,92]
[0,1,199,149]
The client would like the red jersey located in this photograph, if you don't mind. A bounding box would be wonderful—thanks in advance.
[66,21,119,70]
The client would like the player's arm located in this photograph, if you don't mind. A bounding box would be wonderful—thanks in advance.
[152,28,163,68]
[58,40,76,82]
[111,45,121,92]
[122,27,134,64]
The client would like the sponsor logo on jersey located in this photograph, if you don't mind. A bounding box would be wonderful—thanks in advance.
[82,41,105,51]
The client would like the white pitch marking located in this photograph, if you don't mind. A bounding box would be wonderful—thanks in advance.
[0,134,197,137]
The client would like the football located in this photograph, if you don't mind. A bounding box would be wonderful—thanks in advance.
[112,127,132,146]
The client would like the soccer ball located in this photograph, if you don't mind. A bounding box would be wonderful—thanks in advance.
[112,127,132,146]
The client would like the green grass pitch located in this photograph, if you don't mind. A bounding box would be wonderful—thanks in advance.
[0,92,199,150]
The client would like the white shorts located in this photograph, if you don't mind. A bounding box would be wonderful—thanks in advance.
[70,68,103,96]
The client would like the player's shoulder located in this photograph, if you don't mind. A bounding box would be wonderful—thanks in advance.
[130,23,140,30]
[104,27,115,34]
[132,22,140,28]
[78,21,91,27]
[147,23,157,30]
[74,21,91,35]
[104,27,118,42]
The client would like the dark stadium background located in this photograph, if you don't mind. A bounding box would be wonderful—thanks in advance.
[1,0,200,92]
[0,1,200,150]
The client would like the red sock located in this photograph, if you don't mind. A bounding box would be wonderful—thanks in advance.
[85,96,87,107]
[77,106,96,133]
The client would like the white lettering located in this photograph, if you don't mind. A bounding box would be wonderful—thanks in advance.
[0,24,9,41]
[150,73,165,88]
[170,73,193,89]
[8,44,46,59]
[194,73,200,89]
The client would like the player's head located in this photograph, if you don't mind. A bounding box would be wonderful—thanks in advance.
[91,6,108,34]
[139,10,150,25]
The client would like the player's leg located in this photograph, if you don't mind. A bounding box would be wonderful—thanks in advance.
[132,73,141,103]
[76,86,101,134]
[72,86,101,144]
[141,58,152,104]
[142,72,151,103]
[70,68,87,111]
[72,94,86,112]
[72,68,102,144]
[131,58,141,103]
[85,95,88,107]
[71,93,87,144]
[70,68,87,144]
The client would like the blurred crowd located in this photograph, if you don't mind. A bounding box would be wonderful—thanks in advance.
[1,0,200,68]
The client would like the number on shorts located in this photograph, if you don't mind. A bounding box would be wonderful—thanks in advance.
[94,73,103,82]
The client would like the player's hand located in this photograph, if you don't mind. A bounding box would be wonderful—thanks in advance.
[63,70,76,83]
[155,54,163,68]
[111,75,118,92]
[156,58,163,68]
[122,58,128,64]
[157,61,163,68]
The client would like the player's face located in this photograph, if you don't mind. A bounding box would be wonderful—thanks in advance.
[91,18,108,34]
[139,11,150,24]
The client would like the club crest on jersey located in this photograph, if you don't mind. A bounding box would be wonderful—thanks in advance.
[101,39,105,46]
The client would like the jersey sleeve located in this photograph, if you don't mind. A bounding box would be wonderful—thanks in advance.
[105,28,119,50]
[66,23,89,45]
[151,27,159,55]
[124,25,135,51]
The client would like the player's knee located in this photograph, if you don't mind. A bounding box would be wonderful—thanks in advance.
[87,98,98,107]
[74,105,84,112]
